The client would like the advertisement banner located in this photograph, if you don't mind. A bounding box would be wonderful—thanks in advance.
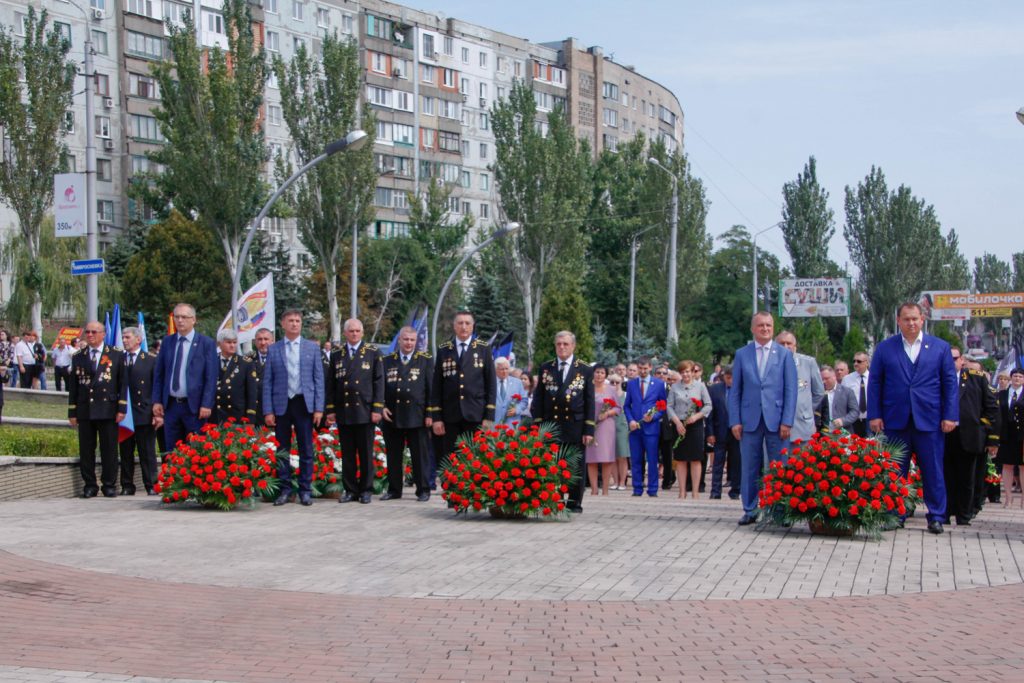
[218,274,275,345]
[933,292,1024,309]
[918,291,970,321]
[51,327,82,349]
[53,173,87,238]
[779,277,850,317]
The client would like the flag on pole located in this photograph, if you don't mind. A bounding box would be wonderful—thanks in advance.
[167,310,176,336]
[492,332,513,360]
[382,304,429,355]
[219,274,275,345]
[137,311,148,353]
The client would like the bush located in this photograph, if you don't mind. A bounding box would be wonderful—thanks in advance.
[0,425,79,457]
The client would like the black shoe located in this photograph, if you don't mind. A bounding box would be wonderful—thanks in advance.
[80,487,99,499]
[648,492,658,497]
[145,487,157,496]
[273,493,291,506]
[632,492,643,497]
[568,506,583,514]
[709,494,722,500]
[728,493,741,500]
[359,492,372,504]
[339,492,356,503]
[927,521,944,534]
[120,487,136,496]
[738,513,758,526]
[955,516,971,526]
[380,492,398,501]
[101,487,117,498]
[299,493,313,506]
[416,493,430,502]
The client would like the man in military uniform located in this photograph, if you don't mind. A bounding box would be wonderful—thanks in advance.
[530,330,595,513]
[381,326,433,501]
[327,318,384,504]
[944,347,999,525]
[429,310,496,485]
[248,327,274,427]
[214,329,257,423]
[118,326,158,495]
[68,320,127,498]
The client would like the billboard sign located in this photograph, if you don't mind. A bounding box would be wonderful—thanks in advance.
[918,291,970,321]
[779,277,850,317]
[54,173,87,238]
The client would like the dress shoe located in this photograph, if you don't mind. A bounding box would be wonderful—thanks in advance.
[955,516,971,526]
[146,487,157,496]
[567,506,583,514]
[927,520,944,534]
[359,492,372,504]
[101,487,117,498]
[80,487,99,499]
[299,493,313,506]
[738,512,758,526]
[728,493,741,500]
[380,492,397,501]
[632,492,643,497]
[120,487,136,496]
[709,494,722,500]
[416,493,430,502]
[273,492,291,506]
[339,492,356,503]
[647,492,658,497]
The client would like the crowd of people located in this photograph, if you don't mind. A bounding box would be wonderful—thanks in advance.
[11,299,1022,532]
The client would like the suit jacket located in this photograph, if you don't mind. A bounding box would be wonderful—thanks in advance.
[152,332,218,415]
[247,351,268,426]
[708,381,732,442]
[818,384,859,431]
[262,337,325,416]
[215,354,258,422]
[623,375,668,437]
[429,337,496,424]
[326,342,383,425]
[997,388,1023,460]
[791,352,825,441]
[948,369,999,454]
[531,357,595,443]
[123,350,155,426]
[866,333,958,431]
[494,375,528,426]
[382,350,433,430]
[68,345,128,421]
[728,341,798,432]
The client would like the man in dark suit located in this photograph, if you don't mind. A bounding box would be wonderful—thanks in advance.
[729,311,798,525]
[118,326,157,496]
[659,370,679,491]
[326,318,384,504]
[943,348,999,525]
[530,330,595,513]
[68,320,127,498]
[429,310,495,481]
[381,326,433,501]
[152,303,218,454]
[263,309,324,506]
[868,302,959,534]
[248,327,273,427]
[623,357,668,497]
[708,365,740,500]
[818,365,860,432]
[214,329,257,423]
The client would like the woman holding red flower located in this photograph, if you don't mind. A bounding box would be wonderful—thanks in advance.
[667,360,712,499]
[585,364,619,495]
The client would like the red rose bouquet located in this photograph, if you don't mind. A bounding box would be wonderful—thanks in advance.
[441,421,579,519]
[645,399,667,420]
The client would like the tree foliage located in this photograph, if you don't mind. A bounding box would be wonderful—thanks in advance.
[0,218,83,327]
[532,274,594,366]
[974,253,1013,293]
[408,179,473,314]
[0,7,76,331]
[781,155,836,278]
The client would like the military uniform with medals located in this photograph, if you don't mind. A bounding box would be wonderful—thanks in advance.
[381,349,434,499]
[327,342,384,497]
[214,353,258,423]
[118,348,158,494]
[944,366,999,524]
[68,344,128,497]
[247,350,268,427]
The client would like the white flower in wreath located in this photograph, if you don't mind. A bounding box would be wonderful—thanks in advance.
[323,446,334,458]
[261,442,277,453]
[289,454,300,470]
[332,457,344,473]
[317,432,337,444]
[375,451,386,463]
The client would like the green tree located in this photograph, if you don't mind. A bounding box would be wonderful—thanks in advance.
[0,7,76,332]
[491,81,592,364]
[104,222,150,279]
[532,274,594,365]
[781,155,836,278]
[974,253,1013,293]
[465,256,516,344]
[790,317,835,365]
[0,218,83,328]
[272,34,376,340]
[248,233,309,319]
[668,320,714,370]
[121,210,231,334]
[838,326,867,366]
[408,180,473,312]
[144,0,267,287]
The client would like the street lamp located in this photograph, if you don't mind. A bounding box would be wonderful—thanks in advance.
[350,166,394,320]
[231,130,367,332]
[752,221,784,315]
[647,157,679,345]
[1016,107,1024,126]
[627,225,657,357]
[431,222,521,356]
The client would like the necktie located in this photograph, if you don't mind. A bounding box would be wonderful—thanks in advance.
[859,375,867,413]
[559,361,567,383]
[459,342,467,358]
[259,354,266,366]
[349,345,357,357]
[221,357,228,372]
[402,355,409,365]
[91,349,99,370]
[127,352,135,368]
[757,345,767,379]
[500,379,507,401]
[171,337,185,393]
[824,392,832,425]
[641,377,646,398]
[1013,390,1019,406]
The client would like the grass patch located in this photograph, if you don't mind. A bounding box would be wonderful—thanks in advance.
[0,424,78,458]
[3,398,69,421]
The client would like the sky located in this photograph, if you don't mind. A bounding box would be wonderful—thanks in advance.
[414,0,1024,274]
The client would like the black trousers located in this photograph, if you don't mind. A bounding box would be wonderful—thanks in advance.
[944,440,981,521]
[972,451,989,514]
[78,418,118,491]
[118,424,157,491]
[710,435,741,497]
[660,435,676,489]
[433,419,481,476]
[18,365,34,388]
[54,366,70,392]
[381,424,429,496]
[339,422,375,495]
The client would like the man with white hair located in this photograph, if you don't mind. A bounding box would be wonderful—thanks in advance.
[214,328,257,423]
[118,326,158,495]
[494,357,528,427]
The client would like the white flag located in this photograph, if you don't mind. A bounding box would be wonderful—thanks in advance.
[219,274,275,345]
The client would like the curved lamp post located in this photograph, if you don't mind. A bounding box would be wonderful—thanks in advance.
[647,158,679,345]
[752,221,784,315]
[1016,107,1024,126]
[431,222,521,356]
[230,130,368,332]
[628,225,657,357]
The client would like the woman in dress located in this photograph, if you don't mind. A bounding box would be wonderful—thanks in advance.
[585,364,619,496]
[997,368,1024,508]
[610,373,630,490]
[667,360,712,499]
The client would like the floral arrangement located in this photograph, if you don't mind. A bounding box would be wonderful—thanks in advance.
[645,399,667,420]
[440,421,577,518]
[759,430,922,537]
[985,458,1001,486]
[155,420,279,510]
[674,397,703,445]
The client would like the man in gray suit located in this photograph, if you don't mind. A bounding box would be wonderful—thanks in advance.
[819,365,860,431]
[493,357,528,427]
[776,331,824,442]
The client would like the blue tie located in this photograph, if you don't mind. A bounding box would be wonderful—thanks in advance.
[171,337,185,393]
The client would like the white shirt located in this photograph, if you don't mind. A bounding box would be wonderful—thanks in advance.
[14,340,35,366]
[455,337,471,357]
[902,331,923,363]
[53,346,73,368]
[557,355,574,382]
[755,340,772,376]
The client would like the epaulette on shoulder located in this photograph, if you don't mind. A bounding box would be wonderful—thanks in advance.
[439,341,454,350]
[471,338,489,348]
[968,369,986,377]
[366,343,378,351]
[415,350,432,359]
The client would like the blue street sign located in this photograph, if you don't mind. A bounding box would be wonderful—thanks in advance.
[71,258,105,276]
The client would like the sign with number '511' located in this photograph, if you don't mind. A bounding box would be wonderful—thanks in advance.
[54,173,87,238]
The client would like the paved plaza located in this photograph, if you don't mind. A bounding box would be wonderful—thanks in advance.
[1,491,1024,681]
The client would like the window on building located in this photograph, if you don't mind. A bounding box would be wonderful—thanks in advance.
[460,200,470,215]
[164,1,189,27]
[317,7,329,28]
[603,108,618,127]
[267,69,278,89]
[421,128,436,151]
[130,73,159,99]
[479,52,488,68]
[93,73,109,96]
[54,21,71,46]
[374,187,393,208]
[91,29,108,55]
[97,200,114,223]
[460,170,471,188]
[95,116,111,138]
[602,133,618,152]
[514,60,523,78]
[395,91,413,112]
[442,68,456,88]
[443,36,453,56]
[479,82,488,100]
[461,47,469,63]
[392,58,409,79]
[393,124,414,145]
[439,99,459,119]
[479,203,489,219]
[460,77,470,95]
[370,51,387,74]
[367,86,392,107]
[90,0,106,10]
[292,0,303,21]
[422,33,434,58]
[267,105,282,125]
[205,11,225,34]
[497,86,506,100]
[340,12,353,33]
[129,114,163,141]
[127,0,157,19]
[65,154,76,173]
[420,64,436,84]
[460,140,470,157]
[264,0,278,12]
[479,142,488,159]
[365,15,393,40]
[293,36,306,53]
[421,95,435,115]
[125,31,164,59]
[439,130,460,153]
[62,111,75,134]
[97,159,112,182]
[602,81,619,100]
[479,112,489,130]
[496,56,506,73]
[266,31,279,52]
[480,173,489,191]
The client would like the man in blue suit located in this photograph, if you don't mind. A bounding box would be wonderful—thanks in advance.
[729,311,798,525]
[263,309,325,506]
[152,303,218,455]
[494,357,528,427]
[623,357,667,496]
[868,302,958,534]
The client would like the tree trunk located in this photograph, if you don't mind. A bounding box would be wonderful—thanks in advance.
[31,291,42,336]
[325,264,340,341]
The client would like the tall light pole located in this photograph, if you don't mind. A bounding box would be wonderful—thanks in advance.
[431,222,520,356]
[628,225,656,357]
[1016,107,1024,126]
[231,130,368,332]
[752,221,784,314]
[647,158,679,345]
[350,167,394,320]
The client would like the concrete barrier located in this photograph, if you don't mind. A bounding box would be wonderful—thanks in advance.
[0,456,147,501]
